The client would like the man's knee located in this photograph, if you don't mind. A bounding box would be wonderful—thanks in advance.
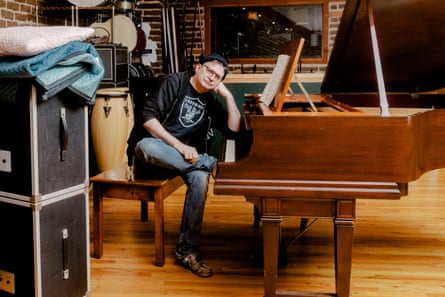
[186,170,210,188]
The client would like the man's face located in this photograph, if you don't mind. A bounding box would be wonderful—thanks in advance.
[196,61,225,90]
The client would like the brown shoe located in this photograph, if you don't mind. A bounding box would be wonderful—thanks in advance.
[177,253,214,277]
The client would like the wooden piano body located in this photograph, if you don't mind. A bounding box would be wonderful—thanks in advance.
[214,0,445,296]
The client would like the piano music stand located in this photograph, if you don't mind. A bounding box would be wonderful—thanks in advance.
[245,38,305,112]
[271,38,305,112]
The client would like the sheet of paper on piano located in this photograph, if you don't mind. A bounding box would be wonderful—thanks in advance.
[260,54,290,106]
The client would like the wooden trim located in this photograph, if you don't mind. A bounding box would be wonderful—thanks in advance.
[203,0,329,64]
[224,72,324,83]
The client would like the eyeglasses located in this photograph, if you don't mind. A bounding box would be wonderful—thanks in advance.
[202,64,223,81]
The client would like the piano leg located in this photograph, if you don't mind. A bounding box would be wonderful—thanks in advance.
[334,200,356,297]
[255,198,356,297]
[253,205,261,228]
[262,215,282,297]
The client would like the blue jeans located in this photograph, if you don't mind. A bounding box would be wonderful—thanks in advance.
[134,137,217,259]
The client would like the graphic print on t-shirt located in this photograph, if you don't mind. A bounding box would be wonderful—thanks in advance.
[179,96,206,128]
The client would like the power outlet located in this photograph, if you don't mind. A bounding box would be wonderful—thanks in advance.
[0,269,15,294]
[0,150,12,173]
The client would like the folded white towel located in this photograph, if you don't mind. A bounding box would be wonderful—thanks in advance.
[0,26,94,57]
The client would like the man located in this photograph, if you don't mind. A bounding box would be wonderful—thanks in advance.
[131,53,242,277]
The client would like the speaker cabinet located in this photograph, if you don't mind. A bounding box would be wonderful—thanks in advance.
[95,44,129,85]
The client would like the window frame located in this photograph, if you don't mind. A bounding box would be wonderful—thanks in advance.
[204,0,329,65]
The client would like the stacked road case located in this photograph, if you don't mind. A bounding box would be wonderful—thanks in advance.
[0,79,89,297]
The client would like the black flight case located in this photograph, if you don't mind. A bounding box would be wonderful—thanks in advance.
[0,79,90,297]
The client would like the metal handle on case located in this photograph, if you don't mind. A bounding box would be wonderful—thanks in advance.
[59,107,68,161]
[62,228,70,280]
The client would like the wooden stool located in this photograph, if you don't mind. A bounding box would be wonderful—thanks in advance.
[90,163,184,266]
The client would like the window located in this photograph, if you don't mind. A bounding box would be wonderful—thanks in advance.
[204,0,328,65]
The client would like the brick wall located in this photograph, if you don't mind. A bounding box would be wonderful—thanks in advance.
[0,0,42,27]
[301,0,345,73]
[136,0,164,72]
[328,1,345,52]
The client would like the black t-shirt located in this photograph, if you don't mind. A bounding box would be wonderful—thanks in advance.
[164,84,207,141]
[163,84,210,149]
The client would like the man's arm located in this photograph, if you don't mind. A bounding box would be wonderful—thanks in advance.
[214,83,241,132]
[143,118,199,163]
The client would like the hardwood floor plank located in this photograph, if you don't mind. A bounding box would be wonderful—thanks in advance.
[89,169,445,297]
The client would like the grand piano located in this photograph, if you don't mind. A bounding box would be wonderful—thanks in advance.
[214,0,445,296]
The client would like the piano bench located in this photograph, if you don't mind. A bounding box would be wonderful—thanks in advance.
[90,163,184,266]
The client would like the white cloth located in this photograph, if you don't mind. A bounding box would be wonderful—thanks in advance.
[0,26,94,57]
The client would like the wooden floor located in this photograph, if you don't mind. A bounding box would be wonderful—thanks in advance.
[88,169,445,297]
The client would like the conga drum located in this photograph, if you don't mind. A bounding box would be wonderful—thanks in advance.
[91,88,133,172]
[110,87,135,138]
[114,87,135,163]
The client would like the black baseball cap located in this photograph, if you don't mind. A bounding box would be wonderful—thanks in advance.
[199,52,229,68]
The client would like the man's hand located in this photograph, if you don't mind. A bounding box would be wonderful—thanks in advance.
[143,118,198,163]
[176,143,199,164]
[214,82,231,98]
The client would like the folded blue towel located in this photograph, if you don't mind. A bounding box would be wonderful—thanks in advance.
[0,41,104,104]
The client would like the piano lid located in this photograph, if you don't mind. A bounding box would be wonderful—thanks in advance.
[321,0,445,94]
